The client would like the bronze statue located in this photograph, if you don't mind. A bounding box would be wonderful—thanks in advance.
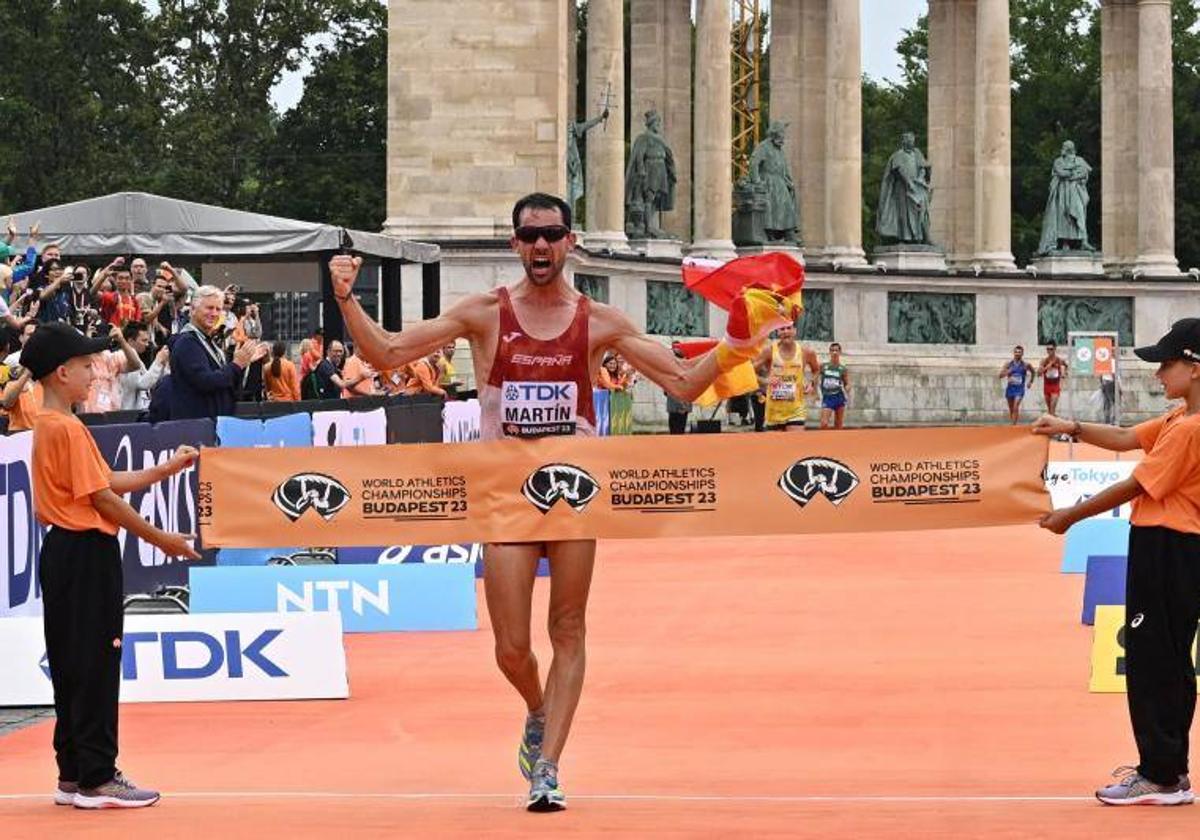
[624,109,677,239]
[566,107,610,219]
[876,132,932,245]
[748,122,799,244]
[1037,141,1094,254]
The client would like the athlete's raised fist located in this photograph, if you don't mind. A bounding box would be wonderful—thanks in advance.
[329,255,362,300]
[725,287,803,351]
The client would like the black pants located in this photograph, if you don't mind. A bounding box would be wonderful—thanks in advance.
[1125,525,1200,785]
[667,411,688,435]
[39,527,124,789]
[751,393,766,432]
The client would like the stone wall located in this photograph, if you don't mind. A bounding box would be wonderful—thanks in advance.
[384,0,568,239]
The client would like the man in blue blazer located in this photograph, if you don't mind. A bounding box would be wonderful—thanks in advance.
[168,285,266,420]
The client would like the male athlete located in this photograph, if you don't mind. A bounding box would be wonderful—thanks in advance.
[999,345,1036,425]
[818,342,851,429]
[754,322,820,431]
[328,192,791,811]
[1038,341,1067,416]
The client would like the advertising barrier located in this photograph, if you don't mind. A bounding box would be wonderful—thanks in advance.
[200,427,1049,547]
[89,419,218,592]
[0,611,349,705]
[1044,460,1136,520]
[0,431,44,617]
[189,563,478,632]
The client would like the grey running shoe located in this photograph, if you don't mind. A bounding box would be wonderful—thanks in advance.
[1096,766,1194,806]
[518,712,545,781]
[74,771,161,809]
[526,759,566,812]
[54,780,78,806]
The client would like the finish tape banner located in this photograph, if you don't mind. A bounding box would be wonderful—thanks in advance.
[200,427,1048,547]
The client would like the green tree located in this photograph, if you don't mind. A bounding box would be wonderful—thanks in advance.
[152,0,342,208]
[0,0,165,211]
[256,1,386,230]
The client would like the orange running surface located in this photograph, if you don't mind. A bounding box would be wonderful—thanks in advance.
[1,527,1195,838]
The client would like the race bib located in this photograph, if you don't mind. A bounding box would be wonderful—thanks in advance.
[768,377,798,403]
[1046,367,1060,381]
[502,381,578,438]
[821,375,842,393]
[1008,371,1025,386]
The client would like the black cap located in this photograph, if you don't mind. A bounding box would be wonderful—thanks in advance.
[1134,318,1200,363]
[19,322,111,381]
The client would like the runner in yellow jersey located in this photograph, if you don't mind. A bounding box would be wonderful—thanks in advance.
[754,322,820,431]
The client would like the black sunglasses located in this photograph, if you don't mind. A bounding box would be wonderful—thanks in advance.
[514,225,570,244]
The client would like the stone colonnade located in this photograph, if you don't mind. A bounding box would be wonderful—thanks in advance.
[384,0,1178,274]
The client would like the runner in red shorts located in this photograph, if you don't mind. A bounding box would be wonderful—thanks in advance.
[1039,341,1067,416]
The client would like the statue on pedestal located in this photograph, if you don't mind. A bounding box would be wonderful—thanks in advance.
[624,110,677,239]
[748,122,799,244]
[1036,141,1094,255]
[566,107,610,221]
[876,132,932,245]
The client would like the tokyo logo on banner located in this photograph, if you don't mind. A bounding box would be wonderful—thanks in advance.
[0,431,45,617]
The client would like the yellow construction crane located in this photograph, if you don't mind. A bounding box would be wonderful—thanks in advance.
[731,0,765,181]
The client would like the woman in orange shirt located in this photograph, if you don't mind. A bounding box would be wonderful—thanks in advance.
[1,366,43,431]
[595,353,628,391]
[263,341,301,402]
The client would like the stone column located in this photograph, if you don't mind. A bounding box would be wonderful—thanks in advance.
[584,0,627,251]
[1101,0,1139,271]
[972,0,1016,271]
[1135,0,1179,275]
[928,0,976,265]
[768,0,800,241]
[630,0,692,242]
[824,0,866,266]
[691,0,736,258]
[567,3,578,123]
[384,0,568,239]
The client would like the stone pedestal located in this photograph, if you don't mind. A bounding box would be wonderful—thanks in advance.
[628,238,684,259]
[735,243,806,266]
[1030,252,1105,276]
[872,245,949,272]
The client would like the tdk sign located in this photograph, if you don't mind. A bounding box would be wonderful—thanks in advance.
[121,630,287,680]
[189,563,477,633]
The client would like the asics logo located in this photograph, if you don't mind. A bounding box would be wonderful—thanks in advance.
[522,464,599,514]
[272,473,351,522]
[1130,613,1144,629]
[778,457,860,508]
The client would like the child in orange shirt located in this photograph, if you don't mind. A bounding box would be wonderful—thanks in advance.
[1035,317,1200,806]
[20,322,201,810]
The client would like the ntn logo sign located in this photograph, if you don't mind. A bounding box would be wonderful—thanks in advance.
[277,580,389,616]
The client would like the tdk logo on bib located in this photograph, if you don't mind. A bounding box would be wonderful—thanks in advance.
[502,381,577,438]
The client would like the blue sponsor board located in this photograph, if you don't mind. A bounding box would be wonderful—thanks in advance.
[336,543,549,577]
[189,563,477,632]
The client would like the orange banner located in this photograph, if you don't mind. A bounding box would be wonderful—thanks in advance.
[198,428,1048,547]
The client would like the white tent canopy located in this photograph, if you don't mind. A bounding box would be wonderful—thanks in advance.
[4,192,438,263]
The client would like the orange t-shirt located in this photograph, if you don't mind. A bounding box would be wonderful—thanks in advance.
[31,409,116,534]
[340,355,376,398]
[1131,405,1200,533]
[6,382,43,432]
[401,359,442,396]
[264,357,301,402]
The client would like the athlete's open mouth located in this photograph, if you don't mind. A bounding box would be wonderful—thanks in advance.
[531,258,552,271]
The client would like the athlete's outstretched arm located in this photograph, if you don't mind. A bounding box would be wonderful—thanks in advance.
[330,255,475,371]
[601,308,721,402]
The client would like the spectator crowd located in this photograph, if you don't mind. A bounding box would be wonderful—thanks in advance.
[0,220,463,432]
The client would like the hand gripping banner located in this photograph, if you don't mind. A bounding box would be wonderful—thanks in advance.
[198,427,1048,548]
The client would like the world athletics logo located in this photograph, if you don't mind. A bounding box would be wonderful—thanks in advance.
[271,473,352,522]
[778,458,860,508]
[521,464,600,514]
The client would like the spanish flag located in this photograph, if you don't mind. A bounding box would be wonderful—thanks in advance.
[672,339,760,408]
